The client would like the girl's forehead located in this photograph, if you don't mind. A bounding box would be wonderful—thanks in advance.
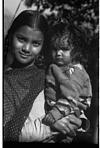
[15,25,44,40]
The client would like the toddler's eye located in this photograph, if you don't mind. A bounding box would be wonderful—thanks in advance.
[61,47,71,51]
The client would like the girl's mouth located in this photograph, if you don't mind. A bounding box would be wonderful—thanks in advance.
[19,52,31,58]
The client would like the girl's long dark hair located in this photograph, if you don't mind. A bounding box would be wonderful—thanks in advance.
[4,10,49,68]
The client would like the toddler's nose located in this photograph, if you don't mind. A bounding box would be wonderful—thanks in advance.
[57,49,63,56]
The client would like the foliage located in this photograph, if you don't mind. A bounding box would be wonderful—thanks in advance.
[24,0,99,41]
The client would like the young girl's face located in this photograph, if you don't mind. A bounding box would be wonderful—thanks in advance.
[52,48,71,66]
[12,25,44,66]
[51,32,73,66]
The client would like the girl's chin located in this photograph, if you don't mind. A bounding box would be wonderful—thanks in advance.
[16,58,34,66]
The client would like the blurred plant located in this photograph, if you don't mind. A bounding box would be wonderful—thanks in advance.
[24,0,98,39]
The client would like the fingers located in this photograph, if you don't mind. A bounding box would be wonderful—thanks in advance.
[53,115,82,137]
[58,117,77,137]
[63,117,77,136]
[53,117,71,135]
[65,122,77,137]
[57,117,75,135]
[62,125,70,134]
[77,101,87,110]
[68,114,82,128]
[58,120,71,134]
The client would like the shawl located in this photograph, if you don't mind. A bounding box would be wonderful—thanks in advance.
[4,65,45,141]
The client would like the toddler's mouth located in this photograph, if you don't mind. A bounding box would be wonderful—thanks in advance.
[56,57,63,61]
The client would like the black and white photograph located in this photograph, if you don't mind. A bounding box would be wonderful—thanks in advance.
[3,0,99,145]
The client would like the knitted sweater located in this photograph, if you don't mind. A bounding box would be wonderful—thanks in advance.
[43,64,92,126]
[4,65,45,141]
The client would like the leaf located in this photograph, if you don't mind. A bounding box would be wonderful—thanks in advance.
[24,0,36,7]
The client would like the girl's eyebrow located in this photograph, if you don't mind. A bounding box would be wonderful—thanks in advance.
[15,33,26,37]
[32,40,43,43]
[16,33,43,42]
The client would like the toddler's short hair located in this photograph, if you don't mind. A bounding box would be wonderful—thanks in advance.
[49,22,87,66]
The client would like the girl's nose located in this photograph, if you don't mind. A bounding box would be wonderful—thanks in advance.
[22,44,30,53]
[57,49,63,56]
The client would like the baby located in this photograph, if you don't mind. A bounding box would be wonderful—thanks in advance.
[43,23,92,142]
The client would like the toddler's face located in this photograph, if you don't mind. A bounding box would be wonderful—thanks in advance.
[52,48,71,66]
[12,25,44,66]
[51,32,73,66]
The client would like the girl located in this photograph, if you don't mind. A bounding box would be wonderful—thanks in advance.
[4,10,82,142]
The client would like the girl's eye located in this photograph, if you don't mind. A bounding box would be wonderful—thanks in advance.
[17,36,25,42]
[32,41,41,47]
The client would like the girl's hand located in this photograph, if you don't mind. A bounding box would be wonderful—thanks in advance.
[52,114,82,137]
[68,114,82,128]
